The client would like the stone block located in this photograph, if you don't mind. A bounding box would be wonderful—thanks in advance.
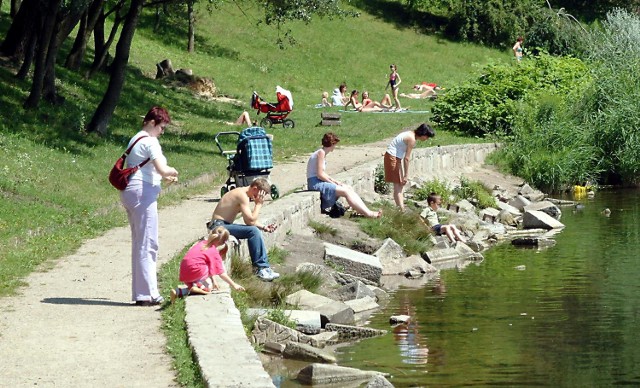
[455,199,476,213]
[335,280,377,302]
[285,290,354,325]
[479,207,501,218]
[324,243,382,283]
[366,375,395,388]
[325,323,387,342]
[496,201,521,216]
[246,308,321,330]
[251,318,317,346]
[344,296,379,313]
[297,363,386,385]
[523,210,565,230]
[508,195,531,211]
[308,331,339,347]
[524,200,562,220]
[283,342,337,363]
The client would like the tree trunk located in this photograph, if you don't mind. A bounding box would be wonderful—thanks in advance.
[0,0,36,58]
[88,1,124,78]
[154,3,161,32]
[24,0,61,109]
[16,25,37,79]
[65,0,104,70]
[86,0,144,135]
[187,0,194,53]
[10,0,21,17]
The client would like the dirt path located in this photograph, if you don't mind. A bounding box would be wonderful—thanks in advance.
[0,139,521,386]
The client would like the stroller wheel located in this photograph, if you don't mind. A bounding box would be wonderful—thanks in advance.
[270,184,280,199]
[260,117,272,128]
[220,186,229,198]
[283,119,295,128]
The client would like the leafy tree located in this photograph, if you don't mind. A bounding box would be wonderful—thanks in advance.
[1,0,355,135]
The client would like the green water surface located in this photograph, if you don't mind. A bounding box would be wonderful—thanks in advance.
[337,189,640,387]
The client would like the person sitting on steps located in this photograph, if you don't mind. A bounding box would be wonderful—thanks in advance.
[209,178,280,281]
[306,132,382,218]
[421,192,466,244]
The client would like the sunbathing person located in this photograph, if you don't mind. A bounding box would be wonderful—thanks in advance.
[343,89,363,111]
[360,91,393,111]
[345,90,393,112]
[400,83,440,99]
[307,132,382,218]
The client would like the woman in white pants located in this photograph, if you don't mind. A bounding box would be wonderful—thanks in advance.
[120,106,179,306]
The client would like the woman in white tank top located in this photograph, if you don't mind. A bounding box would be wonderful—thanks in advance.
[383,123,435,210]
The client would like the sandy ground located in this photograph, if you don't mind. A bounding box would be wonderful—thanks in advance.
[0,138,522,387]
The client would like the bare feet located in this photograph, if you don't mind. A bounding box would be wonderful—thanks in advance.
[368,209,383,218]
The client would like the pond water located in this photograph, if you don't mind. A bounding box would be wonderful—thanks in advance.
[267,189,640,387]
[333,189,640,387]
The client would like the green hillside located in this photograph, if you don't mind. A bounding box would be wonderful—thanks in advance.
[0,1,508,294]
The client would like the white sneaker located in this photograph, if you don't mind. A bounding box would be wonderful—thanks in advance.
[256,267,276,281]
[265,267,280,280]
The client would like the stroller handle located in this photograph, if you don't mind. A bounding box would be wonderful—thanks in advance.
[214,131,241,155]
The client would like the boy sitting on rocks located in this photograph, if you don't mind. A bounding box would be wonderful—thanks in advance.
[421,192,466,244]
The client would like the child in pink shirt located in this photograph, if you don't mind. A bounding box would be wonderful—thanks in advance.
[170,226,245,303]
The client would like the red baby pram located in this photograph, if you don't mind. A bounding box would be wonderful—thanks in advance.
[251,86,295,128]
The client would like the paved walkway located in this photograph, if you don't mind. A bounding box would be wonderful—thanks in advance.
[0,141,388,387]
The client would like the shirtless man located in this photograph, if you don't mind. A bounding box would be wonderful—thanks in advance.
[209,178,279,281]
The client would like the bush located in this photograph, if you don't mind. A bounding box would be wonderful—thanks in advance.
[431,53,590,137]
[374,164,390,194]
[497,9,640,189]
[452,176,496,209]
[413,178,451,201]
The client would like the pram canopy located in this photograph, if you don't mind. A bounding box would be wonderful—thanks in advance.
[235,126,273,171]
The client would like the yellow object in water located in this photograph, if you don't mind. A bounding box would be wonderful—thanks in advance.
[573,185,587,194]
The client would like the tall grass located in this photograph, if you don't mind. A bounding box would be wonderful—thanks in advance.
[496,9,640,190]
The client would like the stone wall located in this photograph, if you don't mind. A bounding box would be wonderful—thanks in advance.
[237,143,499,258]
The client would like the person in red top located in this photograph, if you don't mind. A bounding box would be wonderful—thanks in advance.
[170,226,245,303]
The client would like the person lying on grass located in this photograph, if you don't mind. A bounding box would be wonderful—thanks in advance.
[170,226,245,303]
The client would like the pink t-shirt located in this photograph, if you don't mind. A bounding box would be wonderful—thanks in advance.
[179,241,225,283]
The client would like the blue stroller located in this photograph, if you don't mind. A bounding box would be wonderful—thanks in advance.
[214,127,279,199]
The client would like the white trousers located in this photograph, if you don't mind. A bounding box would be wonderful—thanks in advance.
[120,179,161,302]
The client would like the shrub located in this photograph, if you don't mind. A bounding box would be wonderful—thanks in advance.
[357,203,432,255]
[431,53,590,137]
[374,164,390,194]
[413,178,452,201]
[452,176,496,209]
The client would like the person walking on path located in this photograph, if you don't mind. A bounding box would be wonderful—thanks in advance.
[209,178,280,281]
[386,64,402,110]
[171,226,245,303]
[384,123,435,211]
[307,132,382,218]
[121,106,179,306]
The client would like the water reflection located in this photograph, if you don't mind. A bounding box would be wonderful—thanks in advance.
[338,189,640,387]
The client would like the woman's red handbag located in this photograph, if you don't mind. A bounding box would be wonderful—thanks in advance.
[109,136,150,190]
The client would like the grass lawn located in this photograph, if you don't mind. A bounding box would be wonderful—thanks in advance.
[0,1,505,296]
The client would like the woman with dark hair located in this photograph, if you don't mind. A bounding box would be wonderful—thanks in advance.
[307,132,382,218]
[384,123,435,210]
[513,36,524,61]
[120,106,179,306]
